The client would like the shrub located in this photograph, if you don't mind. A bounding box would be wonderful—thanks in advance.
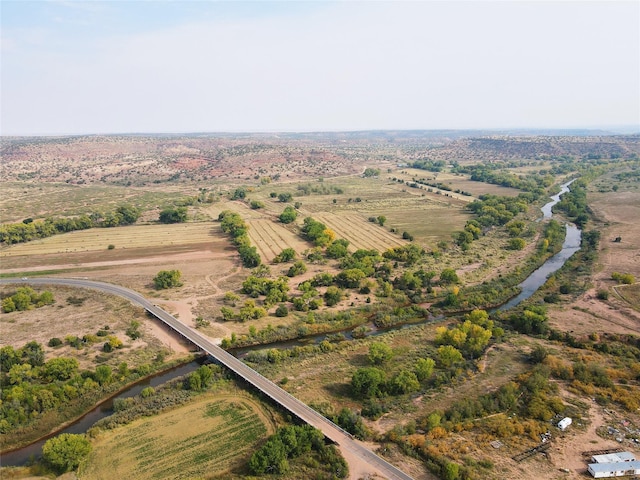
[153,269,182,289]
[612,272,635,284]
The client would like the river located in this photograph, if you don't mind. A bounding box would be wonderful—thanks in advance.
[2,179,581,467]
[2,359,206,466]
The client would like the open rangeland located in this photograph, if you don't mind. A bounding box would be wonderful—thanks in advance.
[0,284,188,369]
[546,177,640,337]
[79,393,277,480]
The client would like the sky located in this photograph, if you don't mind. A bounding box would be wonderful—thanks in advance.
[1,0,639,135]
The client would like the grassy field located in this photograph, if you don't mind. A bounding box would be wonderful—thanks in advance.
[0,182,190,224]
[0,223,223,258]
[0,284,174,369]
[79,392,276,479]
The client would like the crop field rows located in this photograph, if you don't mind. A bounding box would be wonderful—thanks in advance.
[313,213,407,252]
[247,219,310,262]
[82,396,272,479]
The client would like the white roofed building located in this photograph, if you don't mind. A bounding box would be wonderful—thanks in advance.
[591,452,636,464]
[588,460,640,478]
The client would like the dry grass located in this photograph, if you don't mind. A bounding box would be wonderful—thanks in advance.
[0,284,177,368]
[247,219,310,262]
[0,223,223,257]
[79,392,276,480]
[313,212,406,251]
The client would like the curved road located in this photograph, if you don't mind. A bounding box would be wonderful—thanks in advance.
[1,277,413,480]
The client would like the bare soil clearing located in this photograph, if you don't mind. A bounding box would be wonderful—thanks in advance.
[547,187,640,337]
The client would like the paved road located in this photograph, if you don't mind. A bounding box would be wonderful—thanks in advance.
[1,277,414,480]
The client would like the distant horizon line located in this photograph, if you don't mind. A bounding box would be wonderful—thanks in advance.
[2,125,639,138]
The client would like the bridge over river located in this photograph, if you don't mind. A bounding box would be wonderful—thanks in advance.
[1,277,413,480]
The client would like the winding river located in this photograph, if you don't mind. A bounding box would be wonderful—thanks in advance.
[2,179,581,467]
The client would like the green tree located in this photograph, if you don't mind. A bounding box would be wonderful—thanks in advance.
[279,206,298,224]
[326,239,350,259]
[351,367,386,398]
[390,370,420,394]
[507,237,526,250]
[2,297,16,313]
[437,345,463,368]
[158,206,188,223]
[368,342,393,365]
[415,357,436,381]
[377,215,387,226]
[439,268,459,285]
[153,269,183,289]
[43,357,79,382]
[274,247,297,263]
[116,205,141,225]
[42,433,91,473]
[94,365,112,385]
[287,260,307,277]
[324,286,343,306]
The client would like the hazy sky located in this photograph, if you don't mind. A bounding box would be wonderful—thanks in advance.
[1,1,638,135]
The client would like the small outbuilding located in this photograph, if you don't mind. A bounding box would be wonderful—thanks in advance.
[588,460,640,478]
[557,417,572,431]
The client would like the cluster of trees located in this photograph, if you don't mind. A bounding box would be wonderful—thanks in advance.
[553,179,589,228]
[220,299,267,322]
[435,309,500,358]
[0,341,130,434]
[158,206,187,223]
[300,217,336,247]
[249,425,347,477]
[456,164,554,194]
[508,305,549,335]
[411,159,446,172]
[351,342,440,399]
[0,205,141,245]
[2,286,54,313]
[152,270,183,289]
[241,274,290,305]
[218,210,261,267]
[296,183,344,195]
[382,244,425,266]
[363,167,381,177]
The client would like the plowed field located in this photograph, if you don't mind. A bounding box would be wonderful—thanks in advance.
[313,213,407,252]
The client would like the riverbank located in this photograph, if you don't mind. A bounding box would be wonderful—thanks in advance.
[1,355,201,464]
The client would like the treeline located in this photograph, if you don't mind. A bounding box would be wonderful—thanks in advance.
[0,205,140,245]
[455,164,555,194]
[218,210,261,268]
[553,179,589,228]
